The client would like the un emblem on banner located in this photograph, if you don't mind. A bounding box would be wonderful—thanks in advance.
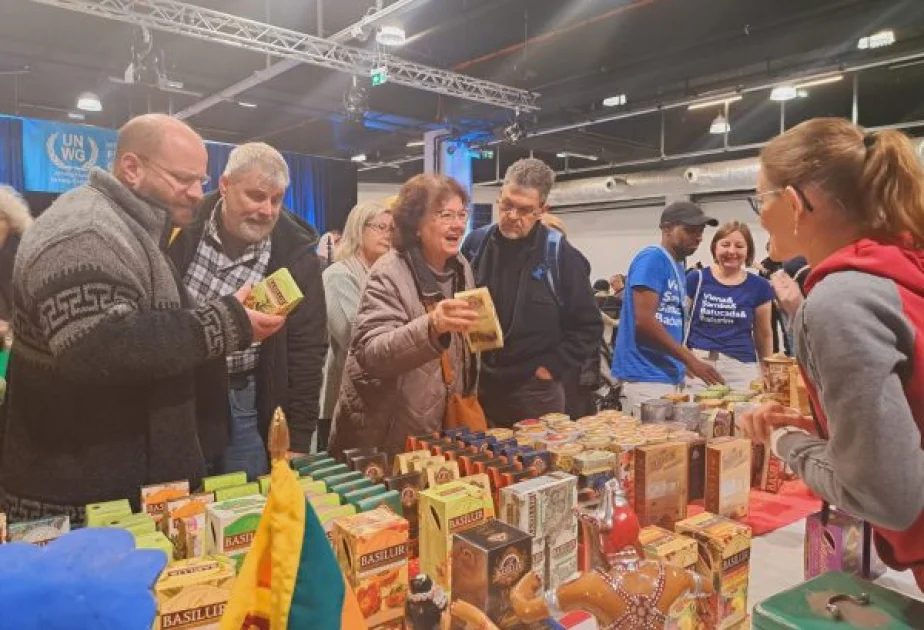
[46,132,100,171]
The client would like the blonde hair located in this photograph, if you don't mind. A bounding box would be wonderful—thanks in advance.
[540,212,567,235]
[0,185,33,234]
[335,200,391,262]
[760,118,924,248]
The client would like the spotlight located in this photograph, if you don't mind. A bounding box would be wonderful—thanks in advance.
[77,91,102,112]
[710,113,730,135]
[344,76,369,123]
[503,121,525,144]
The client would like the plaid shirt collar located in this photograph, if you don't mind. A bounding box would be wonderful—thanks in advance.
[203,200,272,270]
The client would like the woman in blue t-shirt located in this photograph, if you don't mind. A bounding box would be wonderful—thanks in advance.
[685,221,774,391]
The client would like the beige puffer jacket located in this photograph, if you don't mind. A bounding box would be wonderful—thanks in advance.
[329,249,476,457]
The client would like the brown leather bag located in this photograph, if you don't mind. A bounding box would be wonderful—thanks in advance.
[440,348,487,432]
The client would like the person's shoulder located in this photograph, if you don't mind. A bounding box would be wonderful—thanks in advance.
[804,271,901,325]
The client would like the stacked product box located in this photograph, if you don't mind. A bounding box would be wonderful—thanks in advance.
[205,496,266,572]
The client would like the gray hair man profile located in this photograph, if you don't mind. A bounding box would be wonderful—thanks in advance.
[462,158,602,427]
[0,114,284,523]
[169,142,328,478]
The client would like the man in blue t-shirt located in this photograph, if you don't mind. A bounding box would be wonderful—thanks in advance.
[613,201,725,415]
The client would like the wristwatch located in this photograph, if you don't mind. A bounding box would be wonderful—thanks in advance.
[770,425,811,459]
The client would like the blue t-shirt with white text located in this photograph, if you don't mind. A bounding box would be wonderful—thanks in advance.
[685,267,774,363]
[612,247,686,385]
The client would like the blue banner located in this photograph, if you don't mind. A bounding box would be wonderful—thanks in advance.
[22,119,117,193]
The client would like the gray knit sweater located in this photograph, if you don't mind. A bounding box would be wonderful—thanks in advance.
[0,169,250,520]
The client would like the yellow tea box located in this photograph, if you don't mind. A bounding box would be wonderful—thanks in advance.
[675,512,752,630]
[85,499,132,526]
[154,555,235,630]
[425,459,461,488]
[394,450,432,475]
[705,438,752,520]
[201,472,247,493]
[638,526,697,571]
[333,507,410,630]
[419,480,491,595]
[142,481,190,525]
[205,496,266,571]
[7,515,70,546]
[458,473,496,519]
[244,267,304,316]
[164,494,215,560]
[455,286,504,352]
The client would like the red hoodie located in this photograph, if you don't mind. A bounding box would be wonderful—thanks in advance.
[803,237,924,589]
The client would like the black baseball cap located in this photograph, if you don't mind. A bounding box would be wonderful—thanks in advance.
[659,201,718,227]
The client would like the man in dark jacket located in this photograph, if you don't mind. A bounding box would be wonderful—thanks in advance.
[464,158,602,426]
[170,142,328,479]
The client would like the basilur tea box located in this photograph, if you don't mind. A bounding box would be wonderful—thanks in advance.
[419,480,491,596]
[153,555,236,630]
[452,520,532,629]
[705,438,752,520]
[676,512,751,630]
[333,507,409,630]
[634,442,688,529]
[244,267,304,316]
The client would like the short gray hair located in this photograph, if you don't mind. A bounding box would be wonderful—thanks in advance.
[223,142,290,189]
[503,158,555,203]
[336,200,391,262]
[0,185,32,235]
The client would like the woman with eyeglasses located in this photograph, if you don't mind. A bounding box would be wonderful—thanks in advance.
[739,118,924,591]
[317,200,394,450]
[329,174,479,457]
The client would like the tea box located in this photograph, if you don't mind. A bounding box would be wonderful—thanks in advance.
[214,482,261,502]
[634,442,689,529]
[7,515,70,546]
[244,267,304,316]
[85,499,132,526]
[205,496,266,571]
[141,480,190,525]
[638,526,697,571]
[153,555,235,630]
[705,438,751,520]
[201,472,247,493]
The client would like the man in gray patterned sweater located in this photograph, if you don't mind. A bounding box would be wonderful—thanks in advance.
[0,114,284,523]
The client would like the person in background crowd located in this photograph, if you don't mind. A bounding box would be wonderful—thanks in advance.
[684,221,773,391]
[0,114,282,522]
[170,142,327,479]
[329,175,478,457]
[317,200,393,451]
[758,232,810,356]
[464,159,601,426]
[0,186,32,331]
[613,201,724,416]
[740,118,924,591]
[316,230,341,268]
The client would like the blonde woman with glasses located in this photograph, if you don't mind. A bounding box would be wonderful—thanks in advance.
[317,200,394,449]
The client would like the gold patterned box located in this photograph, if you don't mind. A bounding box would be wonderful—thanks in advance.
[153,555,235,630]
[244,267,304,316]
[638,525,697,571]
[455,286,504,352]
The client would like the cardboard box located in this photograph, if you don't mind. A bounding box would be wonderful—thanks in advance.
[455,286,504,352]
[332,478,375,497]
[298,478,328,497]
[153,556,235,630]
[789,365,811,415]
[299,458,337,476]
[685,437,707,501]
[676,512,752,630]
[751,443,785,494]
[394,450,432,475]
[634,442,688,529]
[244,267,304,316]
[163,493,216,559]
[104,513,158,536]
[517,450,553,476]
[312,463,350,481]
[289,452,328,470]
[85,499,132,526]
[325,471,364,489]
[141,480,190,525]
[458,473,497,519]
[201,472,247,493]
[804,509,886,581]
[309,493,342,510]
[356,490,402,516]
[386,472,424,556]
[531,537,547,586]
[7,515,70,546]
[135,531,174,559]
[205,496,266,572]
[700,409,734,440]
[638,526,697,571]
[705,438,751,520]
[353,452,390,484]
[546,523,579,590]
[344,485,388,510]
[452,520,532,629]
[425,459,461,488]
[418,480,492,595]
[334,507,409,629]
[214,483,261,502]
[317,504,357,544]
[176,513,209,560]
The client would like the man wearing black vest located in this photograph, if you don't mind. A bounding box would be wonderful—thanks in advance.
[463,158,601,427]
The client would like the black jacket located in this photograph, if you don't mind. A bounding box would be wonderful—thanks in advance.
[469,223,602,388]
[170,192,328,453]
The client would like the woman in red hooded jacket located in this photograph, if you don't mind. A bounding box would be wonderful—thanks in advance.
[741,118,924,590]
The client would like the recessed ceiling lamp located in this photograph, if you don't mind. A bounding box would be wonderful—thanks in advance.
[710,113,731,135]
[406,140,425,148]
[76,91,102,112]
[236,100,258,108]
[556,151,599,161]
[770,85,798,102]
[688,95,741,111]
[603,94,627,107]
[376,25,406,47]
[858,29,895,50]
[67,111,86,121]
[795,74,844,89]
[350,153,367,163]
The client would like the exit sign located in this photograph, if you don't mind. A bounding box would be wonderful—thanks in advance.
[371,66,388,86]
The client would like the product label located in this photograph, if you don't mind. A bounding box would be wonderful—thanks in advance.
[449,509,485,532]
[223,531,255,552]
[359,543,409,573]
[160,603,226,628]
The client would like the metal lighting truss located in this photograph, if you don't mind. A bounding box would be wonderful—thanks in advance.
[29,0,540,112]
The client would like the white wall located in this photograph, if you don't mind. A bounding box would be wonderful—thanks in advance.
[560,198,769,280]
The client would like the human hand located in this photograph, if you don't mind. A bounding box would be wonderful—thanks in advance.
[770,270,804,319]
[535,366,553,381]
[739,401,815,445]
[429,299,478,335]
[234,284,286,342]
[685,357,725,386]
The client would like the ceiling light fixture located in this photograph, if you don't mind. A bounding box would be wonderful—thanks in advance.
[236,100,257,108]
[710,113,731,135]
[858,29,895,50]
[770,85,798,102]
[406,140,425,148]
[344,76,369,123]
[688,95,741,111]
[603,94,627,107]
[556,151,599,161]
[797,89,808,98]
[351,153,367,163]
[376,25,407,47]
[795,74,844,89]
[76,91,102,112]
[67,111,86,121]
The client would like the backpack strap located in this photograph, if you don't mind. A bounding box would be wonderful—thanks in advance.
[544,228,564,308]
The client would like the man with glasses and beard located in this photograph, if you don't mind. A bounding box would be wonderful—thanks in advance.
[1,114,283,522]
[463,158,601,427]
[613,202,725,416]
[170,142,328,479]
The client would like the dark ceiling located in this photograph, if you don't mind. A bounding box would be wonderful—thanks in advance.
[1,0,923,185]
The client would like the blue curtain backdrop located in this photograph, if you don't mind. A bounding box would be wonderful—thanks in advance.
[0,116,24,191]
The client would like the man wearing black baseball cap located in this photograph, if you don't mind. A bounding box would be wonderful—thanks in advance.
[612,201,725,415]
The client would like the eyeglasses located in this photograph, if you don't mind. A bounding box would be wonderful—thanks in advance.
[496,197,540,218]
[747,186,814,215]
[434,209,470,225]
[365,221,395,234]
[141,156,211,190]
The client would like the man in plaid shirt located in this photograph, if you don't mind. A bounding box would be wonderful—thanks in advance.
[171,142,328,479]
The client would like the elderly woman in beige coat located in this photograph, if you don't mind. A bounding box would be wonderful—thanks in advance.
[329,174,479,457]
